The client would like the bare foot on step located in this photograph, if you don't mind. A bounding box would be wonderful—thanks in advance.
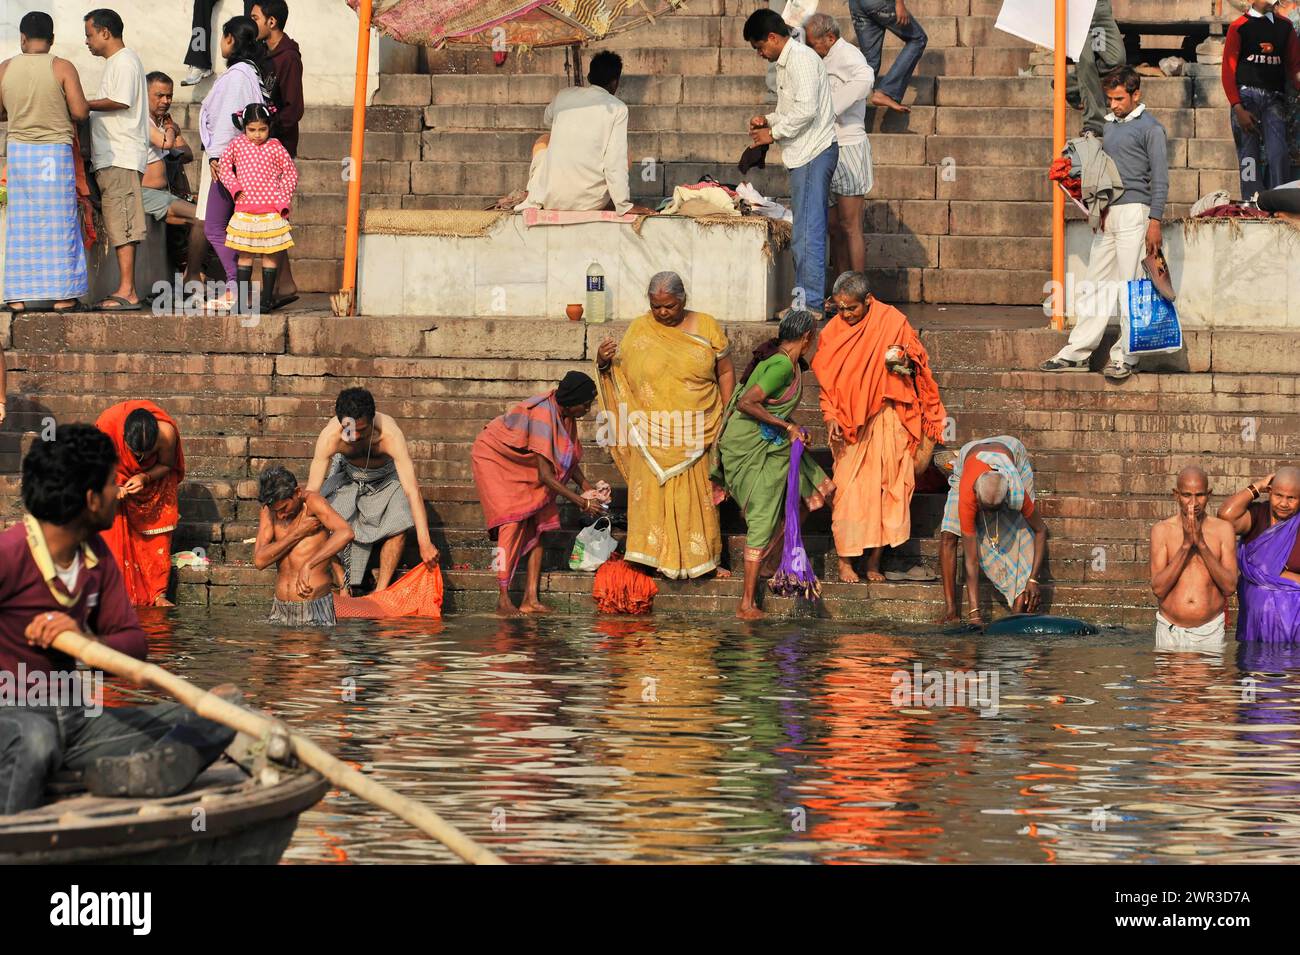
[838,558,861,583]
[519,600,552,614]
[871,89,910,113]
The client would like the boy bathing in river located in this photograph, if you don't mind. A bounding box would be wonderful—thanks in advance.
[1150,466,1238,651]
[254,466,354,626]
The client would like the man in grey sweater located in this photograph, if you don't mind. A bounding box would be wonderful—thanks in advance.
[1042,67,1169,381]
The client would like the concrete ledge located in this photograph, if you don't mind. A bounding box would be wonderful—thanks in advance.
[358,212,792,321]
[10,313,286,355]
[288,315,588,360]
[1067,218,1300,330]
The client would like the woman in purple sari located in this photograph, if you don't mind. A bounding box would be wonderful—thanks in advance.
[1236,514,1300,643]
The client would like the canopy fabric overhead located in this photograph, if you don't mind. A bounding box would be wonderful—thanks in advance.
[349,0,684,49]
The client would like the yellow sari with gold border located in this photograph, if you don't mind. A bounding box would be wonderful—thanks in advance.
[596,312,729,579]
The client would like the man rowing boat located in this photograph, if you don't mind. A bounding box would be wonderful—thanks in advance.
[0,425,234,811]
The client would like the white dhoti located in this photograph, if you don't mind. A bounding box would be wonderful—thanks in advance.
[1155,611,1226,652]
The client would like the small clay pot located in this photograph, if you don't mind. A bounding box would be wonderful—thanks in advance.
[566,303,584,322]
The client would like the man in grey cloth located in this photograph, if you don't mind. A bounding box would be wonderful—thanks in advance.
[306,387,440,594]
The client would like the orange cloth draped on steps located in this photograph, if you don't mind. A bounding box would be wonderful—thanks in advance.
[592,554,659,614]
[334,564,444,618]
[470,391,581,589]
[94,400,186,606]
[811,299,945,557]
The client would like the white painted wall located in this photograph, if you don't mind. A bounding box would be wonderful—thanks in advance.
[0,0,380,107]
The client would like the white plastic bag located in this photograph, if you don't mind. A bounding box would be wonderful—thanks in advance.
[569,517,617,571]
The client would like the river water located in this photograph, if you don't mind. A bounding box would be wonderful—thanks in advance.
[126,608,1300,864]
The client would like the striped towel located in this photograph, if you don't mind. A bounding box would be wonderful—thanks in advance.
[3,141,89,301]
[941,435,1036,605]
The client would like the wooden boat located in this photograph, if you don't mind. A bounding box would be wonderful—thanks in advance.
[0,758,328,865]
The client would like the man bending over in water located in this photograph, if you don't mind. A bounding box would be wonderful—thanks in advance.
[254,465,354,627]
[1150,465,1238,651]
[307,388,439,595]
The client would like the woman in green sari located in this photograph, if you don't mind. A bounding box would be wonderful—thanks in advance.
[713,310,835,619]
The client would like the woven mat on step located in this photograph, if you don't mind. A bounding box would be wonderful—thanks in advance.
[362,208,509,238]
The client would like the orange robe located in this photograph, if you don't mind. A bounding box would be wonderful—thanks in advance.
[95,400,185,606]
[811,299,946,557]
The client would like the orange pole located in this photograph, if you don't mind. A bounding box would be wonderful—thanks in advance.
[341,0,374,315]
[1051,0,1067,330]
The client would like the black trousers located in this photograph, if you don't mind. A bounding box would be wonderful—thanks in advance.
[184,0,257,71]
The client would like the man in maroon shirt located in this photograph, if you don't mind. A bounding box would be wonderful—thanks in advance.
[251,0,304,307]
[1222,1,1300,199]
[0,425,234,813]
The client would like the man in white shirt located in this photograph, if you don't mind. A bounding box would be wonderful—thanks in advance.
[517,52,654,216]
[744,9,838,318]
[83,8,149,311]
[806,13,875,276]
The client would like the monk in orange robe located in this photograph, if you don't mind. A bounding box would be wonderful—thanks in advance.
[811,272,946,582]
[95,400,185,607]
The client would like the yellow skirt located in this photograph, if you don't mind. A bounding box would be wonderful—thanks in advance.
[225,210,294,253]
[623,452,722,579]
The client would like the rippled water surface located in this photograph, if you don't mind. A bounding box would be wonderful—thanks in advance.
[126,608,1300,864]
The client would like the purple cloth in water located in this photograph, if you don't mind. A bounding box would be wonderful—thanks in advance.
[1237,514,1300,643]
[769,438,819,599]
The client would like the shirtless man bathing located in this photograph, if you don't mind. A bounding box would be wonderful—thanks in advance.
[1150,465,1239,651]
[254,465,354,626]
[306,388,439,595]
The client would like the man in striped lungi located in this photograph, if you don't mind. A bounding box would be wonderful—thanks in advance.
[0,11,91,312]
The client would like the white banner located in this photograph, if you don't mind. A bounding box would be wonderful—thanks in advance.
[994,0,1100,61]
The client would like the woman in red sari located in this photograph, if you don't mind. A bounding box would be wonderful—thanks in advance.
[471,372,606,616]
[94,400,185,606]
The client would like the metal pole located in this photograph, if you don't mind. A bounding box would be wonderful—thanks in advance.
[1051,0,1067,331]
[340,0,373,316]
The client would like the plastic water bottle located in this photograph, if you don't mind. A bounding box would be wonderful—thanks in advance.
[585,260,607,324]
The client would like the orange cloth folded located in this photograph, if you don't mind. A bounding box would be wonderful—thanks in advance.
[333,564,444,619]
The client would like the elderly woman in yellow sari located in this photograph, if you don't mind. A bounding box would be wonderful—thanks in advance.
[595,271,735,579]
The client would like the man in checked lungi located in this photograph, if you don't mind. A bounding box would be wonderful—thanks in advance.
[937,436,1050,627]
[0,11,91,313]
[306,388,440,595]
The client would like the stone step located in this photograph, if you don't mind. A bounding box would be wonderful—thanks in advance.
[422,101,936,135]
[176,562,1168,626]
[429,73,935,107]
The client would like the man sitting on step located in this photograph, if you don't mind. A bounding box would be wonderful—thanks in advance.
[515,50,656,217]
[1150,466,1238,651]
[1218,466,1300,643]
[0,425,236,812]
[306,387,439,595]
[1040,67,1169,382]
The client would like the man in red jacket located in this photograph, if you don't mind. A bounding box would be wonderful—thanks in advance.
[251,0,304,306]
[1223,0,1300,199]
[0,425,235,813]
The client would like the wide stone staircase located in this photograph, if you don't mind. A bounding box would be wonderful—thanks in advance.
[3,310,1295,627]
[259,0,1239,303]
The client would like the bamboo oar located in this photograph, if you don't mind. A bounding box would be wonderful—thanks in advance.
[52,629,505,865]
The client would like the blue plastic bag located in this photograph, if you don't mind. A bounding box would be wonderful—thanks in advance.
[1121,278,1182,355]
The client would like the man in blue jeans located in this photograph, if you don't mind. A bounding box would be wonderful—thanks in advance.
[745,8,838,318]
[848,0,926,113]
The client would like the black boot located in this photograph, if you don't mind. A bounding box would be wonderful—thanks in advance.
[83,686,242,798]
[260,266,278,313]
[235,264,253,316]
